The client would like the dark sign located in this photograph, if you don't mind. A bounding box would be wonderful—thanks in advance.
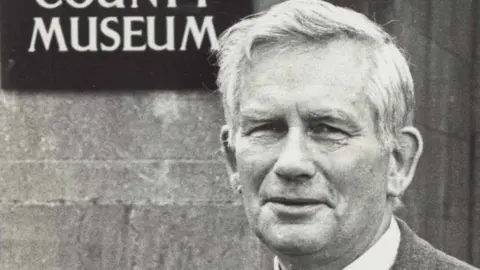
[0,0,252,90]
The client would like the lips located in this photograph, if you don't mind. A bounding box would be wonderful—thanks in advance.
[264,196,329,218]
[265,197,324,206]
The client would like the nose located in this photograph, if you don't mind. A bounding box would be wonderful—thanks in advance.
[273,128,316,181]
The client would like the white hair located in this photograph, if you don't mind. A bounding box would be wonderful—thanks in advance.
[213,0,414,209]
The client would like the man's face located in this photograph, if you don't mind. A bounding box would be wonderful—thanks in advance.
[229,40,393,257]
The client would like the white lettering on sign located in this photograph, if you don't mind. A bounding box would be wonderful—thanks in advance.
[98,0,125,8]
[29,0,217,52]
[147,16,175,51]
[130,0,157,8]
[35,0,62,9]
[180,16,218,51]
[66,0,95,9]
[100,17,121,51]
[28,16,218,52]
[35,0,208,8]
[123,16,146,51]
[167,0,207,8]
[71,17,98,51]
[29,17,68,52]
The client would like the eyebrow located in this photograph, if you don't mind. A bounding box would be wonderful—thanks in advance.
[302,109,354,121]
[301,109,362,130]
[239,113,283,125]
[238,107,363,130]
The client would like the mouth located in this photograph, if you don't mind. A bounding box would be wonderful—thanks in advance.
[263,197,331,217]
[265,197,325,206]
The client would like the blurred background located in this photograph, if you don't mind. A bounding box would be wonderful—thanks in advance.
[0,0,479,269]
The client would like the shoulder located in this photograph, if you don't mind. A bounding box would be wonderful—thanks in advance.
[392,218,479,270]
[427,241,478,270]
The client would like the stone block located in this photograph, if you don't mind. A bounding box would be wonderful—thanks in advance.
[0,204,127,270]
[474,142,480,267]
[450,0,475,61]
[426,42,471,138]
[442,137,471,263]
[431,0,474,61]
[415,129,472,258]
[393,0,412,28]
[163,160,232,203]
[396,124,428,235]
[127,204,262,270]
[443,137,470,218]
[431,0,452,37]
[0,204,262,270]
[0,90,225,160]
[416,129,448,248]
[0,160,231,204]
[477,134,480,160]
[410,0,430,35]
[395,26,429,125]
[475,60,480,134]
[418,129,449,215]
[396,125,438,237]
[477,8,480,60]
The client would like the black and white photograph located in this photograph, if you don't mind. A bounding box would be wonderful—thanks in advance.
[0,0,479,269]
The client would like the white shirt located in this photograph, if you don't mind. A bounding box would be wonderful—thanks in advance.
[274,217,401,270]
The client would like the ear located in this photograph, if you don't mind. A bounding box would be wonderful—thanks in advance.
[387,126,424,197]
[220,125,240,190]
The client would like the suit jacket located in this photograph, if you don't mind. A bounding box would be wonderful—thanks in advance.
[392,218,479,270]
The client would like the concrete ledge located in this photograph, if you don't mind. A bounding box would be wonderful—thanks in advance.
[0,90,225,160]
[0,160,231,203]
[0,203,261,270]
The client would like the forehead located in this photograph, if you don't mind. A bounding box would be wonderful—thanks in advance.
[239,39,374,119]
[247,40,370,85]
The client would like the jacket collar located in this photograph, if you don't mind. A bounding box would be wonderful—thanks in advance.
[391,217,437,270]
[274,217,401,270]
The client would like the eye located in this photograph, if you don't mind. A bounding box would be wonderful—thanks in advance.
[309,123,349,140]
[248,122,287,137]
[311,124,339,133]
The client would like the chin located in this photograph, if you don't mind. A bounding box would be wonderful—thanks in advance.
[255,223,333,256]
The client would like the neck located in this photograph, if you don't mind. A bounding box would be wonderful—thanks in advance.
[277,211,393,270]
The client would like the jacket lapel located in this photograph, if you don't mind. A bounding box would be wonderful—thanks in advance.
[391,218,437,270]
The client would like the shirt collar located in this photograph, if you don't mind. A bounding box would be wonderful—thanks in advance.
[274,217,401,270]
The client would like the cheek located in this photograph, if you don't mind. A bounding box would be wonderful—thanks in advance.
[234,142,277,226]
[235,141,277,193]
[325,144,389,204]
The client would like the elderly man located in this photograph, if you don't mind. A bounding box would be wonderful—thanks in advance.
[213,0,479,269]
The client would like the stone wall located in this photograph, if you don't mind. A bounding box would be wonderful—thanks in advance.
[0,90,269,269]
[392,0,479,265]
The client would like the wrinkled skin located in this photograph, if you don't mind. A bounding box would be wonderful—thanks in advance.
[222,39,422,270]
